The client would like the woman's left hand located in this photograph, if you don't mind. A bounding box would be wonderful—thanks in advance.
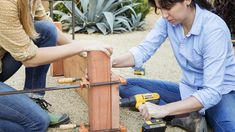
[138,102,169,120]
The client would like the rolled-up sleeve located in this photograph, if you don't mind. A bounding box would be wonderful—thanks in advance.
[129,17,168,68]
[192,29,228,113]
[0,0,38,62]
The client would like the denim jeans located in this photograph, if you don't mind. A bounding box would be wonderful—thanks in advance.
[0,83,49,132]
[0,20,57,131]
[119,78,235,132]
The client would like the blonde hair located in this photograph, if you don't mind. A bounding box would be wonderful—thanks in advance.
[17,0,38,39]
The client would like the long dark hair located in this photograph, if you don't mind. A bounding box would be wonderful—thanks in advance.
[213,0,235,36]
[148,0,213,13]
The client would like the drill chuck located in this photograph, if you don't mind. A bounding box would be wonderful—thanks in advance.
[120,97,136,107]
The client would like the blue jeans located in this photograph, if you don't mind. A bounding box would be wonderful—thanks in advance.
[119,78,235,132]
[0,21,57,131]
[0,83,49,132]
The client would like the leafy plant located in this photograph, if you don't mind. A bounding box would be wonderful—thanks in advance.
[52,1,70,21]
[53,0,146,34]
[130,13,145,31]
[129,0,150,20]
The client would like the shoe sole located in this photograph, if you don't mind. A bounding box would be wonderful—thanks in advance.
[196,117,208,132]
[170,116,208,132]
[49,116,70,128]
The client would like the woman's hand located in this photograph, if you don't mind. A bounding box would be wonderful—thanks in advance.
[138,102,169,120]
[75,40,113,57]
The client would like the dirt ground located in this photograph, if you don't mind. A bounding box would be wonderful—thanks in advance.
[6,11,186,132]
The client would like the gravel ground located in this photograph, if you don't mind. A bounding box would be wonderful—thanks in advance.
[5,11,186,132]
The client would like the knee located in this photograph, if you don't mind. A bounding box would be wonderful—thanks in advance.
[119,79,133,95]
[119,79,139,98]
[39,112,50,131]
[207,114,235,132]
[31,112,50,132]
[212,123,235,132]
[126,78,145,84]
[119,78,143,90]
[35,21,58,46]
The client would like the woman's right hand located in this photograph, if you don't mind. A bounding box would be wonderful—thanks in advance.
[75,40,113,57]
[138,102,170,120]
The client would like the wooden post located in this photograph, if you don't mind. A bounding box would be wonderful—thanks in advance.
[87,51,120,131]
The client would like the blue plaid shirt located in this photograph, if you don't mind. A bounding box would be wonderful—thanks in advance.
[130,4,235,113]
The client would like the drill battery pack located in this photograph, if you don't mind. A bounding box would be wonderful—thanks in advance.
[141,119,166,132]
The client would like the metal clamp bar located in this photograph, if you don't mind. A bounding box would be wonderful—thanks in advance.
[0,79,126,96]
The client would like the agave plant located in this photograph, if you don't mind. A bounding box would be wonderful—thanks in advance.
[130,13,145,31]
[53,0,145,34]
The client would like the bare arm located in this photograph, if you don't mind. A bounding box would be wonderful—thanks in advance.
[22,25,113,67]
[22,42,80,67]
[56,28,72,45]
[164,96,203,116]
[139,96,203,120]
[23,40,112,67]
[55,28,89,57]
[112,52,135,68]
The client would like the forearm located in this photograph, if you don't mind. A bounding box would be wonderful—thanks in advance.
[164,96,203,116]
[56,28,72,45]
[112,52,135,68]
[23,43,82,67]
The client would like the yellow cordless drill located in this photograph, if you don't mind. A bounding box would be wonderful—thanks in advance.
[120,93,166,132]
[120,93,160,109]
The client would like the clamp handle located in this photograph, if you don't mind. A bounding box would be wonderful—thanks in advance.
[57,78,81,84]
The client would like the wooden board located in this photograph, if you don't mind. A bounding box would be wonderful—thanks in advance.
[87,51,119,131]
[63,55,88,103]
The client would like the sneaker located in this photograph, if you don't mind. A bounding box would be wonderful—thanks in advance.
[170,112,208,132]
[31,98,70,127]
[32,98,52,111]
[48,112,70,127]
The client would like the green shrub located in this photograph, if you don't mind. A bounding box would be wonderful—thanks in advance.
[53,1,70,21]
[53,0,148,34]
[131,0,150,20]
